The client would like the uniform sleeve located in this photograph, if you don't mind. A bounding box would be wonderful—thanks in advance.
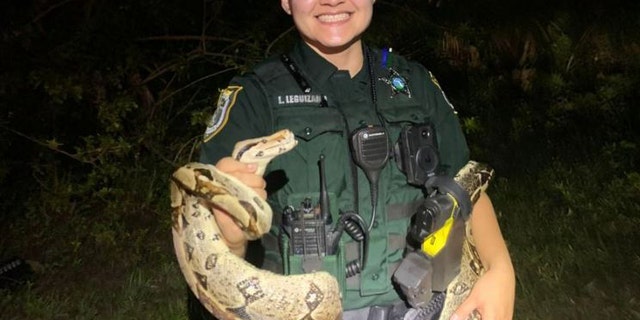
[199,74,272,164]
[417,64,470,176]
[198,73,282,271]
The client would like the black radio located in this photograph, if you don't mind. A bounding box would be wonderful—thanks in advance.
[281,153,371,277]
[282,154,335,257]
[283,198,327,256]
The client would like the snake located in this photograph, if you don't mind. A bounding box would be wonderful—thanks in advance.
[170,129,493,320]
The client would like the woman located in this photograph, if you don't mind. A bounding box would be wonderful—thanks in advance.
[199,0,515,319]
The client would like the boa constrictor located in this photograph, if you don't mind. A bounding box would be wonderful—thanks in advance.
[170,129,493,320]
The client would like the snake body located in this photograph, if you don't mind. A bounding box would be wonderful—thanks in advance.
[170,130,493,320]
[434,161,493,320]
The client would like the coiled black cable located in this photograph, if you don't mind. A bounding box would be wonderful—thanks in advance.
[343,216,365,242]
[345,260,362,278]
[334,211,369,278]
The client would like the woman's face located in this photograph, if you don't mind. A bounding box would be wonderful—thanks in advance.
[282,0,374,53]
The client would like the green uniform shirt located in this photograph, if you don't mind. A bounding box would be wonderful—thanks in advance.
[200,39,469,310]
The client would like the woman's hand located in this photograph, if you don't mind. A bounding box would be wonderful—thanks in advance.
[211,156,267,257]
[451,192,516,320]
[450,263,515,320]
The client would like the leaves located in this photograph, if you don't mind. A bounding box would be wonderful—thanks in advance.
[46,138,63,150]
[0,2,639,318]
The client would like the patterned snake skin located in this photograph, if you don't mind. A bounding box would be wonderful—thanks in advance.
[435,160,493,320]
[170,129,493,320]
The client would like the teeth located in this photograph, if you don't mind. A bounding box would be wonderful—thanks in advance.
[318,13,349,23]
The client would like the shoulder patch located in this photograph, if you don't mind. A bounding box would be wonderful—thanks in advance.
[203,86,243,142]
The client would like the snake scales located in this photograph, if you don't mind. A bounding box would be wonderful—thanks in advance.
[170,129,493,320]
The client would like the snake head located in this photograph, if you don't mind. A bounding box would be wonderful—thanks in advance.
[231,129,298,176]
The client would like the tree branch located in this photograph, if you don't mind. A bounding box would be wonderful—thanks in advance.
[32,0,77,24]
[0,123,95,166]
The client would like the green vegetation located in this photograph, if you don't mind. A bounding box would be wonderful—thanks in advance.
[1,0,638,319]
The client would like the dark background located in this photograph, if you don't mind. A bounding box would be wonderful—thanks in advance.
[1,0,639,319]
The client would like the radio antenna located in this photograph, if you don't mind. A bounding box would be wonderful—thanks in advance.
[319,154,332,224]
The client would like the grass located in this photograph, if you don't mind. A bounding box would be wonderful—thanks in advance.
[0,262,187,319]
[0,189,190,320]
[0,218,188,319]
[491,160,640,319]
[1,158,639,319]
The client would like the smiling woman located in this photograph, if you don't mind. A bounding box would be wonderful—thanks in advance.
[193,0,515,319]
[280,0,375,75]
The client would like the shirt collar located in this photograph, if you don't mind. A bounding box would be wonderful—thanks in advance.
[289,39,371,89]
